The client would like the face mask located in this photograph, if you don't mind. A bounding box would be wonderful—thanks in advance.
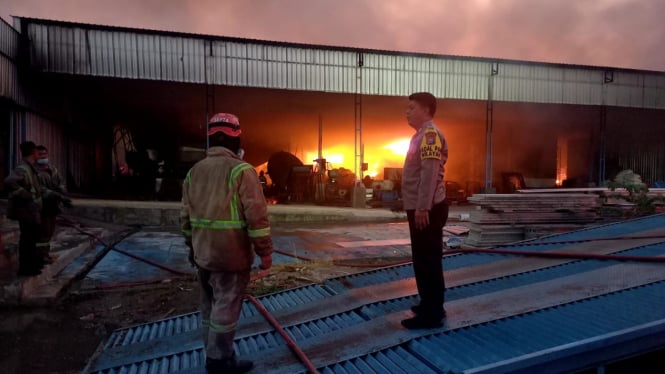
[37,158,49,165]
[237,148,245,160]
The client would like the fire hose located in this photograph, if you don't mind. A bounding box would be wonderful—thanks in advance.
[245,294,319,374]
[272,232,665,268]
[59,216,190,276]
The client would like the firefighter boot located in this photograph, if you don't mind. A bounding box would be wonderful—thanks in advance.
[39,244,56,264]
[205,353,253,374]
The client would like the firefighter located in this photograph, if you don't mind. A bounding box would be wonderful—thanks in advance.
[35,145,72,264]
[181,112,273,374]
[4,141,44,276]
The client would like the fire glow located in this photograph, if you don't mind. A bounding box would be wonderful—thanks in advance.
[302,137,411,179]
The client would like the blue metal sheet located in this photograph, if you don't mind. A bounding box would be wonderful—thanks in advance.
[322,281,665,374]
[86,215,665,374]
[105,312,201,349]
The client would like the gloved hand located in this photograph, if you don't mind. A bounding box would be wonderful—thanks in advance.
[62,198,73,208]
[259,255,272,270]
[41,187,57,200]
[184,237,196,267]
[15,188,34,200]
[188,249,196,267]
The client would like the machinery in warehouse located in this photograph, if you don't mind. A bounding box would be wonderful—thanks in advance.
[265,151,356,205]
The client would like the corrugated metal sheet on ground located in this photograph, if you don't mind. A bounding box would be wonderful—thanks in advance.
[316,281,665,374]
[84,214,665,374]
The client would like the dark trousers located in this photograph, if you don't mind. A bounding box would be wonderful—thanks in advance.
[406,200,449,318]
[18,220,42,273]
[37,214,57,258]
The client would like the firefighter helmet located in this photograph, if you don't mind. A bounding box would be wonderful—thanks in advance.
[207,113,241,137]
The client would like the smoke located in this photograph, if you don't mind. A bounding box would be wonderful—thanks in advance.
[3,0,664,71]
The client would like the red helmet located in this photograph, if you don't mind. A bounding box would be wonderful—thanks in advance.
[207,113,241,137]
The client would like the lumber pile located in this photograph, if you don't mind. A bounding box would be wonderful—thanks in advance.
[465,193,603,247]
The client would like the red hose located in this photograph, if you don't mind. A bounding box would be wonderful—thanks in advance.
[251,269,272,281]
[275,248,413,269]
[274,248,317,262]
[59,216,190,276]
[447,247,665,263]
[245,294,319,374]
[109,246,190,276]
[506,234,665,247]
[96,277,178,290]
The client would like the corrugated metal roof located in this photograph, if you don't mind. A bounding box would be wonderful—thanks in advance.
[15,17,665,109]
[84,214,665,374]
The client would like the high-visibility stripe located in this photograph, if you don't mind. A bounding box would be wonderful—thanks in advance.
[181,229,192,236]
[190,218,246,230]
[228,163,254,221]
[187,162,256,232]
[208,320,237,334]
[248,227,271,238]
[184,169,192,184]
[228,163,254,189]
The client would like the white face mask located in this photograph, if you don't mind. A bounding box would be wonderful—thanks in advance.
[237,148,245,160]
[37,158,49,165]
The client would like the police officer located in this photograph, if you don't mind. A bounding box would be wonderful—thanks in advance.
[400,92,449,329]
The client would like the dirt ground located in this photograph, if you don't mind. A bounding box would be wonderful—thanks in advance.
[0,260,379,374]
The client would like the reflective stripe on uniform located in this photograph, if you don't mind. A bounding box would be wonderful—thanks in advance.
[208,320,237,334]
[187,162,254,232]
[248,227,270,238]
[184,169,192,184]
[228,163,254,222]
[181,229,192,236]
[190,218,246,230]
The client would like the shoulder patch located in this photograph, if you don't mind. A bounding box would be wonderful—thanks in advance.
[420,128,442,159]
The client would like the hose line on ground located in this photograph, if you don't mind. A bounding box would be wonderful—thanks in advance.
[245,294,319,374]
[58,216,189,276]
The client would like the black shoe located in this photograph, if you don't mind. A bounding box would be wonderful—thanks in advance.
[206,356,253,374]
[17,267,42,277]
[401,315,443,329]
[410,304,446,318]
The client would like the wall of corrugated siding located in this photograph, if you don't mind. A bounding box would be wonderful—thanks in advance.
[0,18,19,60]
[20,19,665,109]
[23,112,66,177]
[363,53,490,99]
[0,55,24,105]
[0,19,25,106]
[7,110,64,173]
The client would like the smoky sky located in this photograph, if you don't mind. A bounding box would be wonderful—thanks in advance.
[3,0,664,72]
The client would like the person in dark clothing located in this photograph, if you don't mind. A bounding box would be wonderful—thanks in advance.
[35,145,72,264]
[4,141,44,276]
[400,92,449,329]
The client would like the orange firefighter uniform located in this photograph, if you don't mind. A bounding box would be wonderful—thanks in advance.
[180,145,273,366]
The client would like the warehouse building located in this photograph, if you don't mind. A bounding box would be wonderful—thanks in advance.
[1,17,664,199]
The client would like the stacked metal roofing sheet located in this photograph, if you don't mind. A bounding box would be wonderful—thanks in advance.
[84,214,665,373]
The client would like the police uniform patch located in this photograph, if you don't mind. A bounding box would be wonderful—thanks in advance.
[420,128,442,159]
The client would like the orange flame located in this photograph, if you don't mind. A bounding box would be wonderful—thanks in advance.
[302,137,411,179]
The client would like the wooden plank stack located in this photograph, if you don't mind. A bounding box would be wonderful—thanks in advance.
[464,193,603,247]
